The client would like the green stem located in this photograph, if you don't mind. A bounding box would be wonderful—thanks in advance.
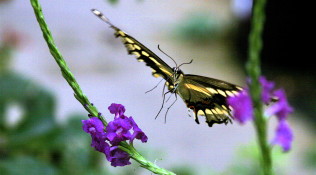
[29,0,106,125]
[30,0,175,174]
[246,0,272,175]
[119,142,176,175]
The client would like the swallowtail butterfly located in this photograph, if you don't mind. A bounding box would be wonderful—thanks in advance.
[92,9,242,127]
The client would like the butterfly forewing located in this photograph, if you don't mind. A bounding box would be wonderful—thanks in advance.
[92,9,174,83]
[109,28,175,84]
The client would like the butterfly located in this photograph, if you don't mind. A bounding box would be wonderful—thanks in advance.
[92,9,243,127]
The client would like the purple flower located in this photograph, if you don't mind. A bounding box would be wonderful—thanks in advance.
[82,103,148,167]
[227,76,293,122]
[227,76,294,152]
[107,146,131,167]
[265,89,293,120]
[272,119,293,152]
[82,117,105,135]
[105,117,133,145]
[90,135,109,153]
[108,103,126,118]
[105,103,148,145]
[130,117,148,143]
[82,117,109,153]
[227,90,253,124]
[260,76,275,104]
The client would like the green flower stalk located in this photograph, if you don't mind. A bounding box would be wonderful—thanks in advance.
[246,0,272,174]
[30,0,175,174]
[29,0,104,124]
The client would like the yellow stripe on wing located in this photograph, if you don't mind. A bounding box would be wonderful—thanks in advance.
[184,83,211,96]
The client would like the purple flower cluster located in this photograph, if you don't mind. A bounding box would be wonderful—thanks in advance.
[82,103,148,167]
[227,76,293,152]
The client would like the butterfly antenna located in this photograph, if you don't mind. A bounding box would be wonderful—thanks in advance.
[164,94,178,123]
[158,45,178,67]
[91,9,115,27]
[145,78,164,94]
[178,59,193,68]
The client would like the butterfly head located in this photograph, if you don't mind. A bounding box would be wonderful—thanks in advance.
[172,67,183,76]
[170,67,184,91]
[171,59,193,83]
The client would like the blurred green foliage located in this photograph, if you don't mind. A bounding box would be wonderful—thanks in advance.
[106,0,143,5]
[303,142,316,171]
[0,70,110,174]
[107,0,118,4]
[221,143,290,175]
[172,12,220,44]
[170,165,195,175]
[0,45,11,73]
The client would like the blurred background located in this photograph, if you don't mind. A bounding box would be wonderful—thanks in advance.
[0,0,314,174]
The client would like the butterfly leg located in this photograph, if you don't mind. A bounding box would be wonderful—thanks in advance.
[165,93,173,102]
[145,78,164,94]
[164,94,178,123]
[155,85,170,120]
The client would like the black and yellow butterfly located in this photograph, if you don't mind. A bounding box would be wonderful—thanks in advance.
[92,9,242,127]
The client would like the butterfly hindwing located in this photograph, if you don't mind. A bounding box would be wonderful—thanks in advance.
[177,75,242,127]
